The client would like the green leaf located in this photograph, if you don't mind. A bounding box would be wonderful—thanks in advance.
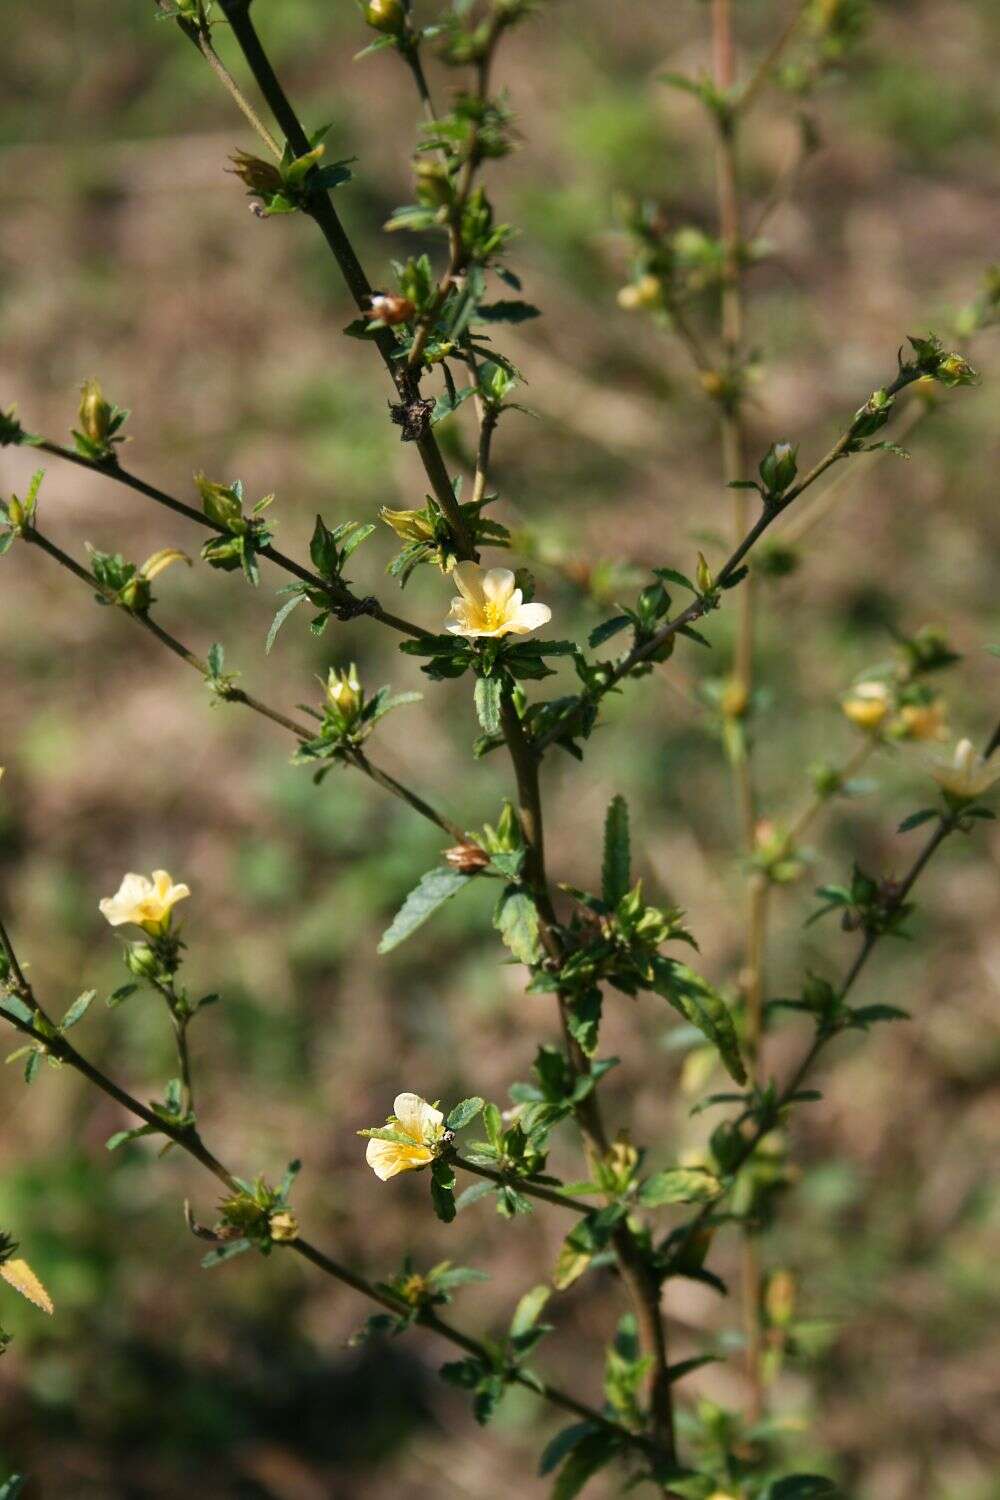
[23,1050,41,1085]
[550,1429,620,1500]
[265,591,305,653]
[651,958,746,1084]
[202,1238,253,1269]
[455,1180,496,1213]
[588,615,631,649]
[0,995,35,1026]
[539,1423,602,1477]
[0,1476,27,1499]
[446,1097,485,1131]
[378,868,472,953]
[566,989,602,1057]
[476,300,541,324]
[431,1158,457,1223]
[509,1283,550,1339]
[897,808,938,833]
[637,1167,720,1207]
[493,886,542,965]
[60,989,96,1031]
[601,795,630,907]
[474,674,504,733]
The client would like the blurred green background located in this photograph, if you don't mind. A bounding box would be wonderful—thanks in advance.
[1,1,998,1495]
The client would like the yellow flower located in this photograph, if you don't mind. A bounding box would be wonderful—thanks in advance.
[896,698,948,742]
[364,1093,445,1181]
[616,274,663,311]
[841,681,890,732]
[446,563,551,640]
[99,870,190,933]
[929,738,1000,803]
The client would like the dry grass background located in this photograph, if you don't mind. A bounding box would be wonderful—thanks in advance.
[1,1,998,1496]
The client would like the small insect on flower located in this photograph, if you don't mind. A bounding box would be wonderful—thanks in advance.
[929,738,1000,804]
[361,1093,446,1181]
[99,870,190,934]
[841,680,891,732]
[445,562,551,640]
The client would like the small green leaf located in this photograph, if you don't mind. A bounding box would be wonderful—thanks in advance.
[601,795,630,907]
[265,591,305,654]
[637,1167,720,1207]
[493,886,542,965]
[446,1097,485,1131]
[509,1283,550,1339]
[550,1429,620,1500]
[378,868,472,953]
[766,1477,840,1500]
[897,808,938,833]
[474,674,504,734]
[431,1157,456,1223]
[60,989,96,1031]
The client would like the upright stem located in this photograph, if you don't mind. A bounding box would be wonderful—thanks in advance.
[499,695,678,1461]
[712,0,766,1424]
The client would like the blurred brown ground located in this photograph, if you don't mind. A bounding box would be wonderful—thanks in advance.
[0,2,998,1497]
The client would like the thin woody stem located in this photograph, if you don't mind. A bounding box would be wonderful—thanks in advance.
[449,1154,591,1214]
[499,694,679,1461]
[0,915,653,1462]
[31,438,431,642]
[736,0,810,119]
[204,0,475,558]
[21,525,464,842]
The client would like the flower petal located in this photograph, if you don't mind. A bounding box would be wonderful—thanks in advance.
[511,601,552,634]
[481,568,516,605]
[393,1092,444,1140]
[365,1137,432,1181]
[451,562,486,606]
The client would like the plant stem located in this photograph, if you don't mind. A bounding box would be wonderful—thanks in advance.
[22,526,464,842]
[207,0,474,557]
[449,1154,591,1214]
[31,439,430,642]
[0,913,653,1461]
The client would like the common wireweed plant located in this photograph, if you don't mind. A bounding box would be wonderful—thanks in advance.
[1,2,997,1495]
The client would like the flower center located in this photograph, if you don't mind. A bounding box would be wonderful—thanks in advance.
[479,600,509,631]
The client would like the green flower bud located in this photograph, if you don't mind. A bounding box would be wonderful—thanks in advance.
[758,441,798,496]
[195,474,245,532]
[365,0,405,33]
[125,941,160,980]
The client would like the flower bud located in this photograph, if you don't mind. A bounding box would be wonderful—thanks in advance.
[325,664,363,724]
[119,576,152,613]
[369,293,416,326]
[443,843,490,874]
[7,498,24,529]
[758,440,798,496]
[695,551,714,595]
[721,676,748,719]
[365,0,405,33]
[616,273,662,311]
[379,505,434,543]
[896,699,947,742]
[414,159,452,207]
[228,150,284,197]
[195,473,244,532]
[765,1269,796,1328]
[936,352,978,388]
[125,941,161,979]
[841,681,890,732]
[268,1210,298,1243]
[78,379,112,445]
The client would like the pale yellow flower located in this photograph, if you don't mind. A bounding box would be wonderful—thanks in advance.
[99,870,190,933]
[841,680,890,732]
[446,563,551,640]
[929,738,1000,803]
[364,1093,445,1181]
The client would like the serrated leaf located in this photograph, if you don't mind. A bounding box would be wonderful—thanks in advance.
[493,886,542,965]
[601,795,630,907]
[446,1097,485,1131]
[651,958,746,1084]
[474,674,504,733]
[378,868,472,953]
[637,1167,720,1207]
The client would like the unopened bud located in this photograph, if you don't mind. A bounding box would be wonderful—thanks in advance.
[119,577,152,613]
[125,941,160,979]
[369,293,416,327]
[365,0,405,33]
[443,843,490,874]
[325,664,363,724]
[721,677,749,719]
[616,273,662,311]
[7,498,24,529]
[379,506,434,543]
[841,681,890,732]
[758,440,798,496]
[195,474,244,532]
[78,379,112,445]
[695,551,714,595]
[936,352,978,388]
